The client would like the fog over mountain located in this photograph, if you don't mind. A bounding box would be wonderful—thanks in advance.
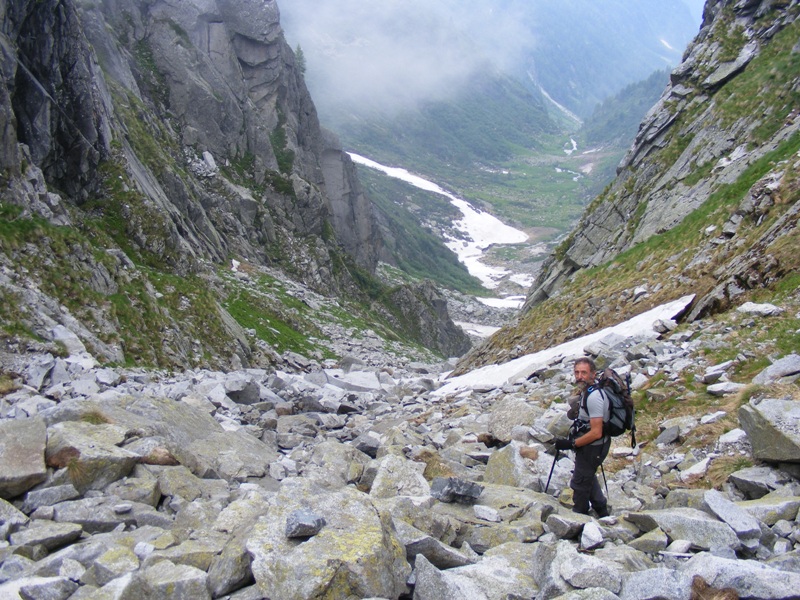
[279,0,505,119]
[683,0,708,23]
[278,0,702,125]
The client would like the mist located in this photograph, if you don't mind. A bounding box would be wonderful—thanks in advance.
[278,0,535,119]
[278,0,701,123]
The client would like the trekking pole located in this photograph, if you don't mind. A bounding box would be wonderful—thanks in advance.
[544,448,559,494]
[600,462,609,497]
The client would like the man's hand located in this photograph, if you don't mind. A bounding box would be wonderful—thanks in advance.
[554,437,574,451]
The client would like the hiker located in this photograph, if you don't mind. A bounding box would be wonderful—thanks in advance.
[553,357,611,517]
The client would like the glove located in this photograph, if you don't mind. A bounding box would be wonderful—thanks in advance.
[566,398,580,420]
[554,437,574,451]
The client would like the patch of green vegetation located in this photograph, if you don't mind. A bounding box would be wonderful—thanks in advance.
[220,271,331,357]
[682,158,716,188]
[165,19,191,47]
[714,19,800,145]
[85,153,177,270]
[0,288,39,340]
[270,112,296,175]
[0,211,103,316]
[656,130,695,178]
[133,39,169,109]
[552,232,575,262]
[227,152,256,180]
[225,290,319,355]
[462,158,591,234]
[221,152,266,194]
[0,203,37,240]
[115,89,180,178]
[582,184,613,218]
[0,207,117,354]
[715,8,748,63]
[265,170,295,198]
[627,197,649,236]
[107,289,167,366]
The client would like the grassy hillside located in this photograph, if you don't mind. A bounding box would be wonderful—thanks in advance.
[356,169,487,296]
[336,70,557,174]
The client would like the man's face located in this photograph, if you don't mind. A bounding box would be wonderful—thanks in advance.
[574,362,595,385]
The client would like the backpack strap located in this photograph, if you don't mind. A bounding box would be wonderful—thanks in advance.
[596,388,611,439]
[581,386,610,440]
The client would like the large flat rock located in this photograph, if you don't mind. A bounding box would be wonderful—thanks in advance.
[0,418,47,499]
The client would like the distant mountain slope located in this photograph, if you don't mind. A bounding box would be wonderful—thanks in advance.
[581,69,673,148]
[456,0,800,373]
[335,70,557,172]
[576,68,673,190]
[501,0,699,118]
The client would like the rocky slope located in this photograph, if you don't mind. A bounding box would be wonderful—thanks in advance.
[457,0,800,373]
[1,292,799,599]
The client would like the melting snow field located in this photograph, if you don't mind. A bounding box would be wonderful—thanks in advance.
[435,294,696,395]
[349,153,528,289]
[478,296,526,309]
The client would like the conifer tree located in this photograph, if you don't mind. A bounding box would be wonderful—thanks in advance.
[295,44,306,75]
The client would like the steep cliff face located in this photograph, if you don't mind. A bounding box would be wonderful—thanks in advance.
[2,0,381,285]
[1,0,108,212]
[0,0,467,367]
[456,0,800,373]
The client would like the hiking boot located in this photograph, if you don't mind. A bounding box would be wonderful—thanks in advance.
[594,504,610,518]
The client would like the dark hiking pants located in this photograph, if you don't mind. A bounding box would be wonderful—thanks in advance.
[570,436,611,515]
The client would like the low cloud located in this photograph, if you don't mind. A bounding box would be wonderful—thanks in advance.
[278,0,534,118]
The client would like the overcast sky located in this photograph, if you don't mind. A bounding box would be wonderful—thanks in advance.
[278,0,703,119]
[279,0,517,116]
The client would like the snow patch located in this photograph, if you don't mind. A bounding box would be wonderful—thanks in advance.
[478,296,525,309]
[455,321,501,338]
[435,294,695,396]
[349,153,528,289]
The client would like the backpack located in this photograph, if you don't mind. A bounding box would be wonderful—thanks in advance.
[584,367,637,447]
